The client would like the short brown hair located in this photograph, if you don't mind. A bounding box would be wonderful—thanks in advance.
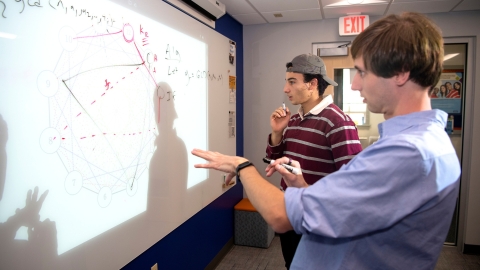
[351,12,444,89]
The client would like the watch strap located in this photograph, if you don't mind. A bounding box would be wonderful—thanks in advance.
[236,161,254,177]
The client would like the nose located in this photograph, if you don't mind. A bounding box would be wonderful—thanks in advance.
[350,71,361,92]
[283,83,290,93]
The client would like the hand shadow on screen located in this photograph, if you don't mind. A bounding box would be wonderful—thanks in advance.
[0,114,59,269]
[147,82,188,223]
[0,186,58,269]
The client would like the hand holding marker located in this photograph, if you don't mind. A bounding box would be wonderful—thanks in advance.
[263,157,301,175]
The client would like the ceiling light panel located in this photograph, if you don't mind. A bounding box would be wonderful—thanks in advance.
[323,4,386,19]
[323,0,387,7]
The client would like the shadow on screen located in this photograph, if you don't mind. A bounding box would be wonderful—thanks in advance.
[147,82,188,223]
[0,114,59,269]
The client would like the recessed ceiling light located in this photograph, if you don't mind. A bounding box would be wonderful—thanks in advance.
[327,0,385,7]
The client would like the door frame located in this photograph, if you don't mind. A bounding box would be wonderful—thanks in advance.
[444,36,475,252]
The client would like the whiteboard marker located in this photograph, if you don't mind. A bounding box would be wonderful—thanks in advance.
[282,102,286,112]
[262,157,300,175]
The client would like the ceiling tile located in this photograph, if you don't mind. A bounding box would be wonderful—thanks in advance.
[262,9,323,23]
[453,0,480,11]
[387,1,459,15]
[249,0,319,12]
[218,0,479,25]
[221,0,256,15]
[232,13,268,25]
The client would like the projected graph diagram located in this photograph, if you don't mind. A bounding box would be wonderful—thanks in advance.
[37,23,157,208]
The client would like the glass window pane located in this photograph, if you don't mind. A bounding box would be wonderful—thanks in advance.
[348,113,365,125]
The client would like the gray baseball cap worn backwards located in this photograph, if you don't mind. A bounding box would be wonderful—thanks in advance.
[287,53,338,86]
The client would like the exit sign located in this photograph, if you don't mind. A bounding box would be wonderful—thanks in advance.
[339,15,369,36]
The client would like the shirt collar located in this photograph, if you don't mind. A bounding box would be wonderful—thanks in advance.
[378,109,448,137]
[298,94,333,120]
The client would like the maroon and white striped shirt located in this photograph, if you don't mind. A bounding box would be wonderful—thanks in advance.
[266,96,363,190]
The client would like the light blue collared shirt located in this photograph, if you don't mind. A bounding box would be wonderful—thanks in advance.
[285,109,461,270]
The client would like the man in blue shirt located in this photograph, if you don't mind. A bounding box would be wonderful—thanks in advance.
[192,12,460,270]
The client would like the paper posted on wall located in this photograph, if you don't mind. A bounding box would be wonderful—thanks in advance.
[229,40,235,64]
[229,111,235,138]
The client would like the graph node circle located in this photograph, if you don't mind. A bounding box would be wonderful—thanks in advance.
[65,170,83,195]
[98,187,112,208]
[59,26,78,52]
[123,23,134,43]
[39,127,61,154]
[37,70,59,97]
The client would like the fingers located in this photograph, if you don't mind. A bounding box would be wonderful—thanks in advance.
[271,106,288,119]
[191,148,207,159]
[264,164,277,177]
[224,172,236,186]
[32,186,39,202]
[192,148,213,169]
[289,159,301,169]
[265,157,302,177]
[272,158,307,188]
[274,163,292,175]
[26,189,32,204]
[191,149,241,175]
[275,157,300,169]
[37,190,49,206]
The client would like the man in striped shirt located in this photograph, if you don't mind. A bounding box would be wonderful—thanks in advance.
[266,53,363,269]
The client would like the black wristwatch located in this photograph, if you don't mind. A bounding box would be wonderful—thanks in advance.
[236,161,254,177]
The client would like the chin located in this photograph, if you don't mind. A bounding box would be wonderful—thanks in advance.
[367,105,378,114]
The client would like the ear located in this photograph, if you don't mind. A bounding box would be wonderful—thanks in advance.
[394,71,410,86]
[309,78,318,89]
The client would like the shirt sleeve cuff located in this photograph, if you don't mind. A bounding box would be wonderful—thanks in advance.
[267,133,282,148]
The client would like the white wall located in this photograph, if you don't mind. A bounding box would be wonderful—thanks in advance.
[243,11,480,247]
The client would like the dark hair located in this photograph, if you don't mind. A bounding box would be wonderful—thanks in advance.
[439,85,447,97]
[303,73,328,96]
[351,12,443,88]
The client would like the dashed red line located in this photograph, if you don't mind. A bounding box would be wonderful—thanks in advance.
[64,40,159,137]
[62,128,156,142]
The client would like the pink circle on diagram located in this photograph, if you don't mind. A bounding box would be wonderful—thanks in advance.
[123,23,134,43]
